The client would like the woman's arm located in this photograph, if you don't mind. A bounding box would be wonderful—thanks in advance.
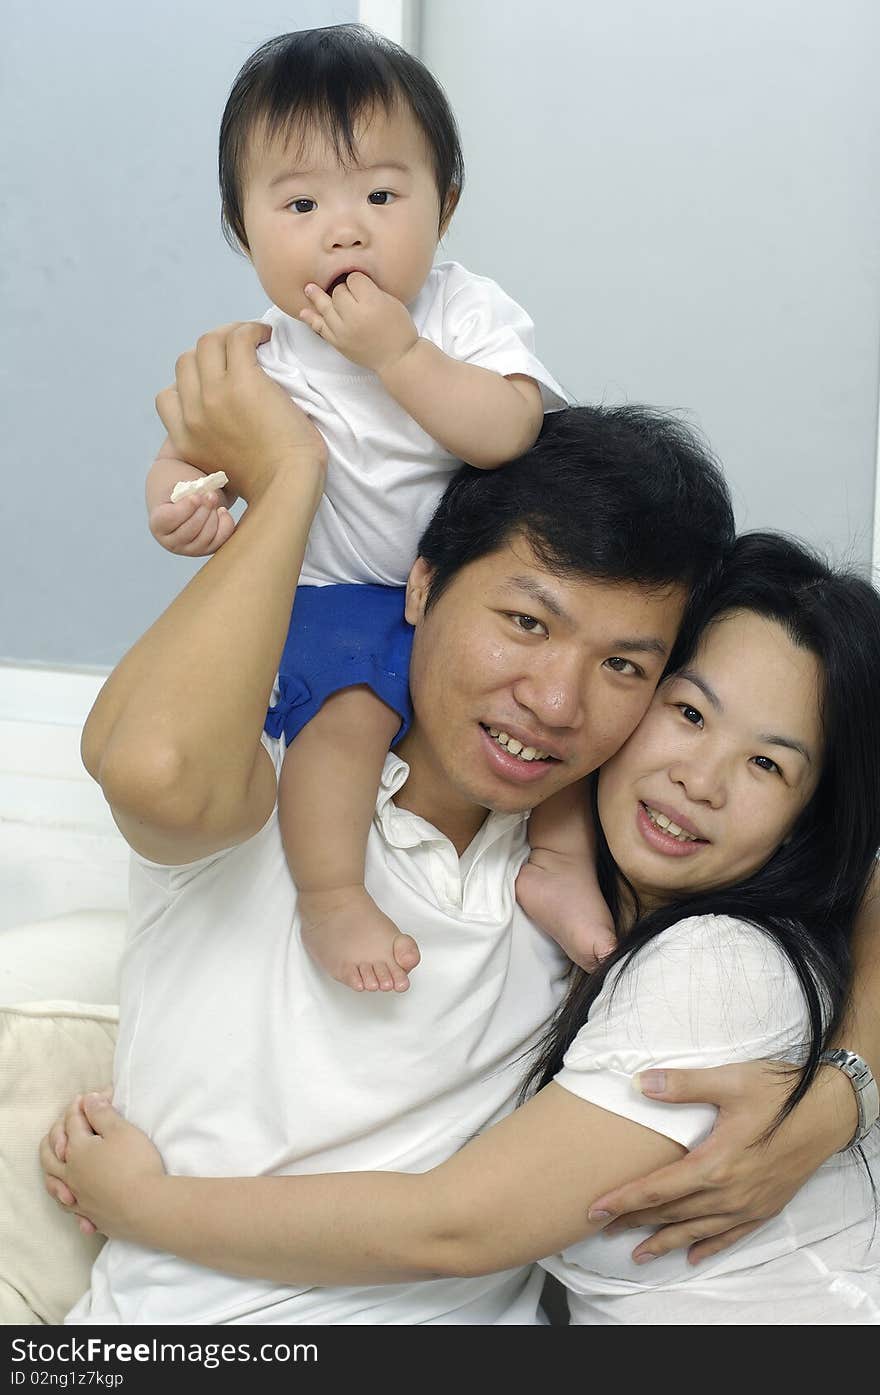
[44,1087,683,1285]
[837,864,880,1079]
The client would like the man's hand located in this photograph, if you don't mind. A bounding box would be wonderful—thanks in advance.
[156,322,327,504]
[299,274,418,375]
[148,491,235,557]
[40,1093,167,1243]
[586,1061,856,1264]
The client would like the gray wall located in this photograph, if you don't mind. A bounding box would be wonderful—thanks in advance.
[2,0,356,668]
[4,0,879,667]
[424,0,880,564]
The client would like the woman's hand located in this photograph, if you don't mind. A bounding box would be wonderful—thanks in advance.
[586,1060,856,1263]
[156,322,327,505]
[40,1094,168,1243]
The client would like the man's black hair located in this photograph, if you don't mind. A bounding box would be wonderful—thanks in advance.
[418,404,735,611]
[219,24,464,251]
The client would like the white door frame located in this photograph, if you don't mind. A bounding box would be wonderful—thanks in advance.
[357,0,421,51]
[873,383,880,583]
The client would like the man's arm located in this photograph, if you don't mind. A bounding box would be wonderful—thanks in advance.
[83,322,327,865]
[586,870,880,1263]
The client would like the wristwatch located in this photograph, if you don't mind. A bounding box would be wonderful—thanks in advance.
[818,1049,880,1150]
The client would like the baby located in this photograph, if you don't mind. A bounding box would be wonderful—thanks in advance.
[146,25,615,991]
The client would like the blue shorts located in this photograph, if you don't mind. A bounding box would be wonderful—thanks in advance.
[264,583,413,747]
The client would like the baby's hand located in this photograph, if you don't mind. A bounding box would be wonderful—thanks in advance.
[300,273,418,374]
[149,491,235,556]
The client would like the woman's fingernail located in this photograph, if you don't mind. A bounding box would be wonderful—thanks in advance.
[639,1070,667,1095]
[589,1209,612,1222]
[633,1252,656,1265]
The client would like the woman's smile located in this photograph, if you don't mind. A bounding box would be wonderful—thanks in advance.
[635,799,709,856]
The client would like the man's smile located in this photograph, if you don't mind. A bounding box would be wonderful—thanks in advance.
[479,724,562,785]
[481,722,560,764]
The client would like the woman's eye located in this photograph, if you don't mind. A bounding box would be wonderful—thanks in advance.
[288,198,316,214]
[752,755,781,775]
[604,657,641,677]
[368,190,395,205]
[513,614,546,636]
[676,703,704,727]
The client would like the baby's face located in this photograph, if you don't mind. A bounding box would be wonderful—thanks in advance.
[241,102,446,319]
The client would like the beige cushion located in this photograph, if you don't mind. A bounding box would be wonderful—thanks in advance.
[0,1001,118,1325]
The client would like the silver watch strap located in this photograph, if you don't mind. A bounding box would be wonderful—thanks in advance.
[819,1048,880,1150]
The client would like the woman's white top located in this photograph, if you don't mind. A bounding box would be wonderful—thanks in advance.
[257,260,569,588]
[547,915,880,1324]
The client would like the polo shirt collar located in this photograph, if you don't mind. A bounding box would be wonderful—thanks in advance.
[376,752,526,855]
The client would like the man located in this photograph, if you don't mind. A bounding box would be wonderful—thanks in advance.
[56,324,877,1321]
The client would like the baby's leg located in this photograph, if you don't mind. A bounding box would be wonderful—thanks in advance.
[278,687,421,992]
[516,780,616,970]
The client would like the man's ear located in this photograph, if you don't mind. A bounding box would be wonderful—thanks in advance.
[438,186,460,238]
[405,557,434,624]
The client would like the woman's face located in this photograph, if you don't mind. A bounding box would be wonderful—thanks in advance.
[597,609,824,910]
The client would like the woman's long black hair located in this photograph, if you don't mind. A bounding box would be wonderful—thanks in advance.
[521,532,880,1129]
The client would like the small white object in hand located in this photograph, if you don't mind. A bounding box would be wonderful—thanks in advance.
[170,471,229,503]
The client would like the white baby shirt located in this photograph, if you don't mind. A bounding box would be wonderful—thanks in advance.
[256,260,570,587]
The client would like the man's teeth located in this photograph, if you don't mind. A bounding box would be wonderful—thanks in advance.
[644,804,700,842]
[487,727,550,762]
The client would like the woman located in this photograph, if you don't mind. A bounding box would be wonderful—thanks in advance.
[43,532,880,1323]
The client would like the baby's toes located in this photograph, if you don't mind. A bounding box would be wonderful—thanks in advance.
[369,960,401,993]
[357,962,381,992]
[392,933,421,973]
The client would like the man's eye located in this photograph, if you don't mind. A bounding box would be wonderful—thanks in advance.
[604,656,642,677]
[513,614,546,636]
[288,198,316,214]
[676,702,704,727]
[752,755,782,775]
[368,190,395,205]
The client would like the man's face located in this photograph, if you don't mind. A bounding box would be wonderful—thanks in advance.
[241,102,445,320]
[396,536,687,829]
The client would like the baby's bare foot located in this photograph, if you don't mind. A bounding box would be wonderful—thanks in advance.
[298,885,420,992]
[516,851,616,971]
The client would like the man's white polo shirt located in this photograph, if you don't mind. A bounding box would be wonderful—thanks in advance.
[68,746,569,1325]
